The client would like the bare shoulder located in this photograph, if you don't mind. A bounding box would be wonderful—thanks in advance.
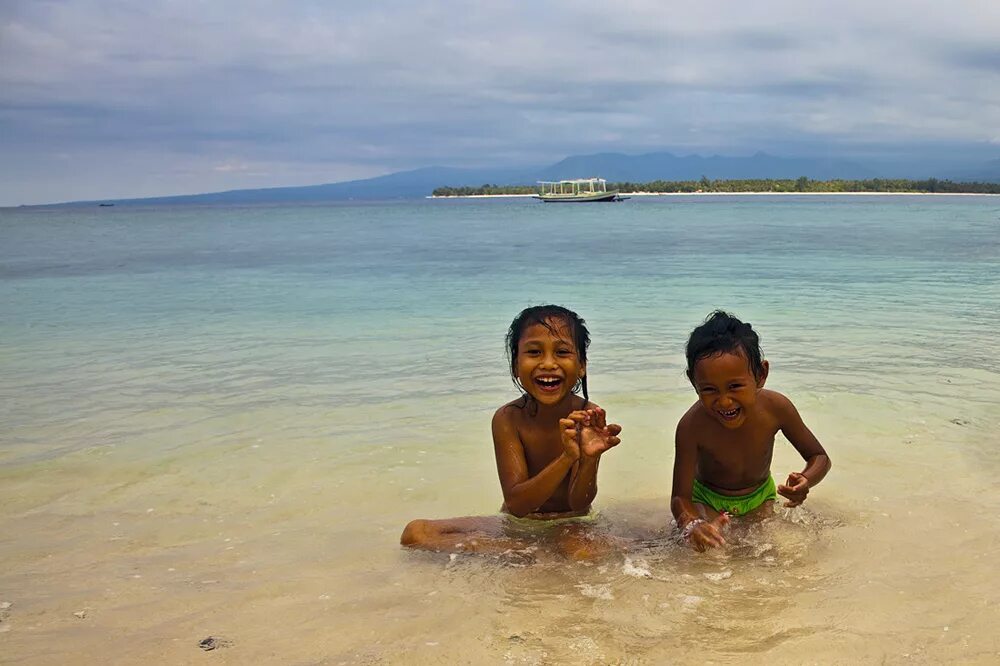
[759,389,798,418]
[675,401,706,435]
[493,399,526,427]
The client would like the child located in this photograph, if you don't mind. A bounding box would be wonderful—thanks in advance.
[671,311,831,552]
[400,305,622,558]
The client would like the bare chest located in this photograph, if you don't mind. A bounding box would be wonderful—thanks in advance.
[697,419,779,488]
[516,423,564,474]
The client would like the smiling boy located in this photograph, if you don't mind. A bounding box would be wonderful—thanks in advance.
[671,311,831,552]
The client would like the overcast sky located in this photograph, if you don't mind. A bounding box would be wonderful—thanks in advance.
[1,0,999,205]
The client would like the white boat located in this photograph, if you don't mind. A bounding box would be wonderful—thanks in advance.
[534,178,628,202]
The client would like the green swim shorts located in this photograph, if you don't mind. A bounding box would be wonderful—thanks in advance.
[692,475,777,516]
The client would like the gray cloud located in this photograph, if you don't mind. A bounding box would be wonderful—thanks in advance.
[947,45,1000,72]
[1,0,999,204]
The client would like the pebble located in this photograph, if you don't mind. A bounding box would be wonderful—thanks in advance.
[198,636,232,651]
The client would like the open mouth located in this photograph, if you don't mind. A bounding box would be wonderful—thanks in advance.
[717,406,741,421]
[534,376,564,393]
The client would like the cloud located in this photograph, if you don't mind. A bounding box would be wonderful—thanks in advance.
[1,0,999,204]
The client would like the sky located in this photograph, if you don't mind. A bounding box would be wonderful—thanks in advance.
[1,1,999,206]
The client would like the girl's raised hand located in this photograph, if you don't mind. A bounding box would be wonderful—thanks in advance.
[558,411,588,462]
[578,407,622,457]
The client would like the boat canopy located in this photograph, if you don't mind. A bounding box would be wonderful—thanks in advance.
[537,178,608,195]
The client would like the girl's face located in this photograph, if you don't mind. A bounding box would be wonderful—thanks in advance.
[691,350,768,429]
[515,318,585,406]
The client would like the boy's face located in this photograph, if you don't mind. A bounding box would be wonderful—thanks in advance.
[691,350,767,429]
[516,318,585,406]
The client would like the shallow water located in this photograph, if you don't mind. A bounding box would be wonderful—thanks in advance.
[1,196,999,664]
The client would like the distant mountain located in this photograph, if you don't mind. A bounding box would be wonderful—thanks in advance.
[63,165,533,206]
[947,158,1000,183]
[39,151,1000,206]
[537,151,879,182]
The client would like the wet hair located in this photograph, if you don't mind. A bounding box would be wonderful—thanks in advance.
[505,304,590,404]
[685,310,765,382]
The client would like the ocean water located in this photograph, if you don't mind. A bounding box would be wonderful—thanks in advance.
[1,195,999,664]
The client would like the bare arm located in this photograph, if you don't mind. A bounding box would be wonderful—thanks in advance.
[566,455,599,511]
[671,413,727,551]
[492,407,578,518]
[670,415,702,529]
[566,407,621,511]
[773,393,831,506]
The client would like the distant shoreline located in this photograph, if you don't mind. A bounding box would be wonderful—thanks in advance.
[428,191,1000,199]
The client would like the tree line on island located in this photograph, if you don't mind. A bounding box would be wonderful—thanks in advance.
[432,177,1000,197]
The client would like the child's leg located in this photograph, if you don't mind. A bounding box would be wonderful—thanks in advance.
[739,499,775,522]
[552,522,618,561]
[400,516,531,555]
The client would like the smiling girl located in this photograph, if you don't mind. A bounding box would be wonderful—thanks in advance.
[400,305,622,558]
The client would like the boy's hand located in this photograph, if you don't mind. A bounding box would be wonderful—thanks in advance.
[577,407,622,457]
[685,513,730,552]
[777,472,810,507]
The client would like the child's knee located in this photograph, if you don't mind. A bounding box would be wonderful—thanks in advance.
[554,529,597,561]
[400,519,436,547]
[557,539,595,561]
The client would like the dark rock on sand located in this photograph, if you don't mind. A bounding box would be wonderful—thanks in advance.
[198,636,232,651]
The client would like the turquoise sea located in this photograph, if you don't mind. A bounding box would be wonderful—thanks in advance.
[2,195,999,664]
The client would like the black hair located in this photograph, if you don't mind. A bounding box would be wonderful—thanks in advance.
[685,310,765,382]
[505,304,590,404]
